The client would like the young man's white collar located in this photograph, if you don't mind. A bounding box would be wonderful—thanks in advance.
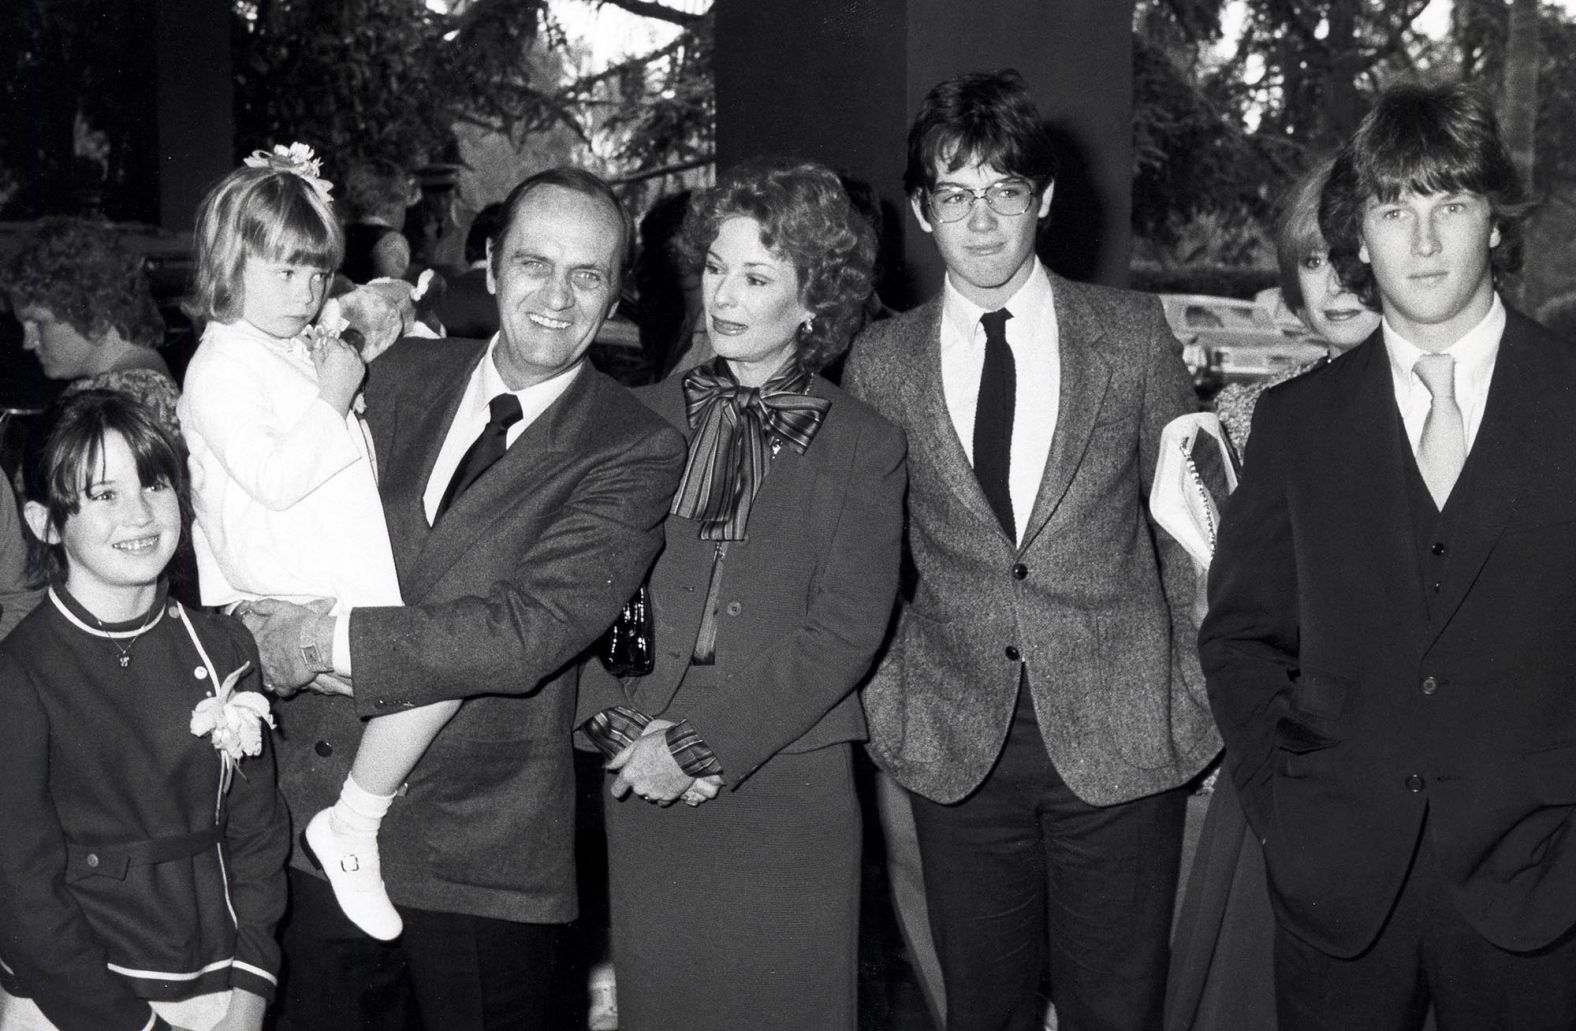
[940,256,1056,342]
[1382,292,1505,457]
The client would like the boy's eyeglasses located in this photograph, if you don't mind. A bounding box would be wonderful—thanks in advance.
[926,179,1039,223]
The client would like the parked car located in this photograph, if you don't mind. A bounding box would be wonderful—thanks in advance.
[1159,293,1326,397]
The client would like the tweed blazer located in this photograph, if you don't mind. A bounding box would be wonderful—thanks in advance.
[1203,309,1576,957]
[844,270,1219,806]
[578,371,906,785]
[271,338,684,924]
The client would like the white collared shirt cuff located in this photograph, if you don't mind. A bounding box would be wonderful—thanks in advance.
[332,610,354,677]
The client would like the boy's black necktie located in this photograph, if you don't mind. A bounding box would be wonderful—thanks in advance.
[974,308,1016,540]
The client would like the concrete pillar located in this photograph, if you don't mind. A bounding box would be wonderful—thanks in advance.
[153,0,234,231]
[715,0,1134,308]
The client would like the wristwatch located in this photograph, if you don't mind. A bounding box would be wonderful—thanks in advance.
[298,615,334,675]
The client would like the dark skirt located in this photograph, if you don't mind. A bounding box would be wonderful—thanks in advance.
[604,741,859,1031]
[1165,774,1278,1031]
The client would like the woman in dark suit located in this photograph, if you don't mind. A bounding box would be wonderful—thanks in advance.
[579,159,906,1031]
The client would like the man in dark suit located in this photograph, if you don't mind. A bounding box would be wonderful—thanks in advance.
[434,201,506,340]
[246,168,685,1031]
[844,70,1216,1031]
[1202,82,1576,1029]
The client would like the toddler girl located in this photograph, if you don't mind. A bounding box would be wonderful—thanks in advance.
[177,145,458,941]
[0,390,287,1031]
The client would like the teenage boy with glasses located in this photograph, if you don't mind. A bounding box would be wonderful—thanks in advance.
[845,69,1217,1031]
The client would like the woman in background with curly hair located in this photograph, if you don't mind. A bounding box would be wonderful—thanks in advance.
[578,159,907,1031]
[3,217,178,436]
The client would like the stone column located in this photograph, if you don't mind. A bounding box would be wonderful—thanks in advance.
[153,0,234,231]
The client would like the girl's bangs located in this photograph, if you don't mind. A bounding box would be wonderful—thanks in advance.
[244,186,341,269]
[248,215,337,269]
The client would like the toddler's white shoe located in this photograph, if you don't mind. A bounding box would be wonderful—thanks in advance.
[304,808,403,941]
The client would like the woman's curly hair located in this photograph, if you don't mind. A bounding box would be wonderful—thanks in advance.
[3,217,165,350]
[676,159,877,373]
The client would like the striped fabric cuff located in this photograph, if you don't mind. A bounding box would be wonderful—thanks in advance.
[666,720,724,777]
[582,706,650,758]
[582,708,724,778]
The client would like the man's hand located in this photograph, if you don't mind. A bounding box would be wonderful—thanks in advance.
[236,598,334,693]
[308,672,354,698]
[608,732,693,804]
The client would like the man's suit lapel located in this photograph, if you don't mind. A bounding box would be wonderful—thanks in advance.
[1020,276,1112,551]
[907,299,1009,539]
[377,349,477,571]
[1329,337,1429,638]
[403,362,595,598]
[1423,313,1538,650]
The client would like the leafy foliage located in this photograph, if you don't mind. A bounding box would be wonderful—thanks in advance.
[566,10,713,203]
[232,0,714,207]
[1454,0,1576,202]
[233,0,556,170]
[1132,28,1285,252]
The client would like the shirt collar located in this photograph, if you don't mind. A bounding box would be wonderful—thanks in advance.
[474,334,583,413]
[228,317,313,362]
[1382,292,1505,394]
[941,257,1055,345]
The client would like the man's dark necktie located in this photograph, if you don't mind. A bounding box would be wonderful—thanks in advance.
[437,393,523,520]
[974,308,1016,540]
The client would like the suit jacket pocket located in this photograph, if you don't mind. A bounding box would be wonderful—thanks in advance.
[879,609,960,764]
[1274,716,1339,755]
[1291,667,1351,720]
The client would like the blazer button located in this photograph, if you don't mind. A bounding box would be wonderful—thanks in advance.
[1405,774,1425,792]
[1431,541,1447,555]
[315,740,334,758]
[85,853,100,868]
[1005,645,1021,662]
[1421,676,1438,695]
[725,601,742,617]
[1012,563,1028,580]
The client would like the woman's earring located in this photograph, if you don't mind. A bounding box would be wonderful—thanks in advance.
[801,316,815,334]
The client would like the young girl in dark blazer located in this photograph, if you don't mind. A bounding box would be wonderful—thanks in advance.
[0,391,287,1031]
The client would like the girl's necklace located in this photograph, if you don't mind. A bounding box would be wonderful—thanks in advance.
[93,610,161,669]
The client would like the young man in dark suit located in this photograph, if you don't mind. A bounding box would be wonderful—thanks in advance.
[244,168,685,1031]
[1202,82,1576,1029]
[844,70,1216,1031]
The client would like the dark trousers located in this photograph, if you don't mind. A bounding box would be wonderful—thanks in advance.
[910,688,1187,1031]
[1275,827,1576,1031]
[273,867,573,1031]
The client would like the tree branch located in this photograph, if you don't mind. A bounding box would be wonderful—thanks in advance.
[607,154,714,184]
[595,0,704,28]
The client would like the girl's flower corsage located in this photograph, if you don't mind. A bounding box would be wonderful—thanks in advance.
[190,660,275,789]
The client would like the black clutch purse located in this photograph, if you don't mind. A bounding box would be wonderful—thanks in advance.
[597,583,654,677]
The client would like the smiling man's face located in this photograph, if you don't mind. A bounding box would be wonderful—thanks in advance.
[487,184,623,389]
